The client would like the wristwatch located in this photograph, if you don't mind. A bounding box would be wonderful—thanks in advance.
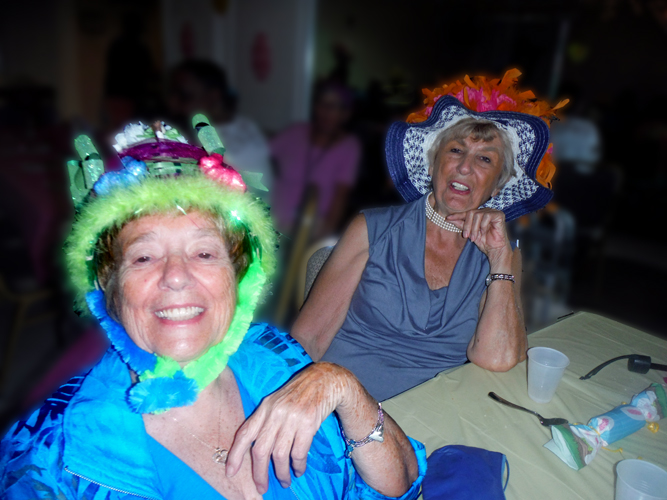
[485,273,515,286]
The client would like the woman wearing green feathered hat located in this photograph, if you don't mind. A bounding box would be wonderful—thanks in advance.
[0,117,425,499]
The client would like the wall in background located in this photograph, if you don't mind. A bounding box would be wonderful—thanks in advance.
[161,0,316,133]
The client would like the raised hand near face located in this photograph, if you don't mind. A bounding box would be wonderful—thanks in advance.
[445,208,512,269]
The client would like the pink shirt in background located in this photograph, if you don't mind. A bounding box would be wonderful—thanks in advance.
[270,123,361,232]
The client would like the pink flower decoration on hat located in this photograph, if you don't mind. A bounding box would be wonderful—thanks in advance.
[453,88,516,113]
[198,153,246,192]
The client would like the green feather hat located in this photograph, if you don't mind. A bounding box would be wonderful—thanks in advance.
[64,116,276,414]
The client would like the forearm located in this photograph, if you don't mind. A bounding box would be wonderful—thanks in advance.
[335,370,419,496]
[291,302,348,360]
[468,247,526,371]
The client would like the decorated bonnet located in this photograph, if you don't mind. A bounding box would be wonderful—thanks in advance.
[65,115,276,414]
[385,69,568,221]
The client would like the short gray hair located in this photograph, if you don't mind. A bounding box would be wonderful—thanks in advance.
[428,118,515,189]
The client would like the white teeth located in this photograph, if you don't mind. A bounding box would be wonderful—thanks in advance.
[452,182,469,191]
[155,307,204,321]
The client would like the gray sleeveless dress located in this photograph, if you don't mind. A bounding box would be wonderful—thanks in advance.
[321,194,489,400]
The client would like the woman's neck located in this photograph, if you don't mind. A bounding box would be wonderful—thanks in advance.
[429,191,450,219]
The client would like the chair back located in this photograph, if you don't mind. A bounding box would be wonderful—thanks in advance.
[296,237,338,309]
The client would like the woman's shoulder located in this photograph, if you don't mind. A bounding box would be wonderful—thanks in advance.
[231,324,312,404]
[362,197,424,245]
[243,323,310,360]
[239,324,311,370]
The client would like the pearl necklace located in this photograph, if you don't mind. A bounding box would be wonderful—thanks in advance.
[425,192,462,233]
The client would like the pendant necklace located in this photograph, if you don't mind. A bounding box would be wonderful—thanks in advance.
[171,397,228,464]
[425,192,462,233]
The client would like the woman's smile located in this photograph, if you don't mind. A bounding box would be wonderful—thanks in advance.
[154,305,205,322]
[430,134,504,215]
[449,181,471,194]
[117,212,237,364]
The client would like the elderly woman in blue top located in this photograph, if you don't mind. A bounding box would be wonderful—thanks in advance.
[292,71,565,401]
[0,118,425,499]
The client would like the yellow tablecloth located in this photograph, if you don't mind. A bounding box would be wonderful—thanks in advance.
[384,312,667,500]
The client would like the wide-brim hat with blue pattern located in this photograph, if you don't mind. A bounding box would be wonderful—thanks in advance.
[385,70,567,221]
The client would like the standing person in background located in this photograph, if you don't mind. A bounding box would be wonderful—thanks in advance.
[168,60,273,200]
[271,81,361,238]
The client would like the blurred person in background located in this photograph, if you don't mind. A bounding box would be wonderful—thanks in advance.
[270,81,361,239]
[292,70,567,401]
[549,85,621,297]
[104,13,161,134]
[168,60,272,201]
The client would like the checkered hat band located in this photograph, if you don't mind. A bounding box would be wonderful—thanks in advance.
[386,96,553,221]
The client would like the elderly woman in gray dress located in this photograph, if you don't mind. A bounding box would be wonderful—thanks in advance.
[291,74,564,401]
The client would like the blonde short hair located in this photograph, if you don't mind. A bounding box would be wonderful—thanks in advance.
[428,118,515,189]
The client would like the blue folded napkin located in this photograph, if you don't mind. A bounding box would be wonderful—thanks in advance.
[422,445,509,500]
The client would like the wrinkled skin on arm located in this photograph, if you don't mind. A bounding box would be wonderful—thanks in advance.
[291,214,369,360]
[225,362,419,496]
[446,208,526,371]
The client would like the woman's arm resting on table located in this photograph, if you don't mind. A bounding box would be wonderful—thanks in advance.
[447,209,526,371]
[225,362,419,496]
[291,214,369,360]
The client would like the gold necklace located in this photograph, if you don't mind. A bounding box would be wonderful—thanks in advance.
[425,192,462,233]
[171,398,228,464]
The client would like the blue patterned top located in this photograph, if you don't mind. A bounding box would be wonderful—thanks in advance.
[1,324,426,499]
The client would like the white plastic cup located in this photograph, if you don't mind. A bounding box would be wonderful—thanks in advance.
[527,347,570,403]
[616,459,667,500]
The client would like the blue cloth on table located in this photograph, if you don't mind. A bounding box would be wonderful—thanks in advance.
[422,445,508,500]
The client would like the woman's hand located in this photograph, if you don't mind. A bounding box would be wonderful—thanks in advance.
[446,209,527,371]
[446,208,512,270]
[225,362,352,494]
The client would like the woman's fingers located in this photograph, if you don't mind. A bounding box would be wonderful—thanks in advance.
[445,209,508,251]
[250,426,277,493]
[227,363,343,491]
[479,212,493,240]
[290,430,312,478]
[469,212,483,241]
[463,210,476,239]
[226,408,266,477]
[270,435,293,488]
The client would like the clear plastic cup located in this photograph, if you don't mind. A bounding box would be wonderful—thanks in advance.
[616,459,667,500]
[527,347,570,404]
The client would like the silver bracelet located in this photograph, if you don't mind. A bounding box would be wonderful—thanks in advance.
[341,402,385,458]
